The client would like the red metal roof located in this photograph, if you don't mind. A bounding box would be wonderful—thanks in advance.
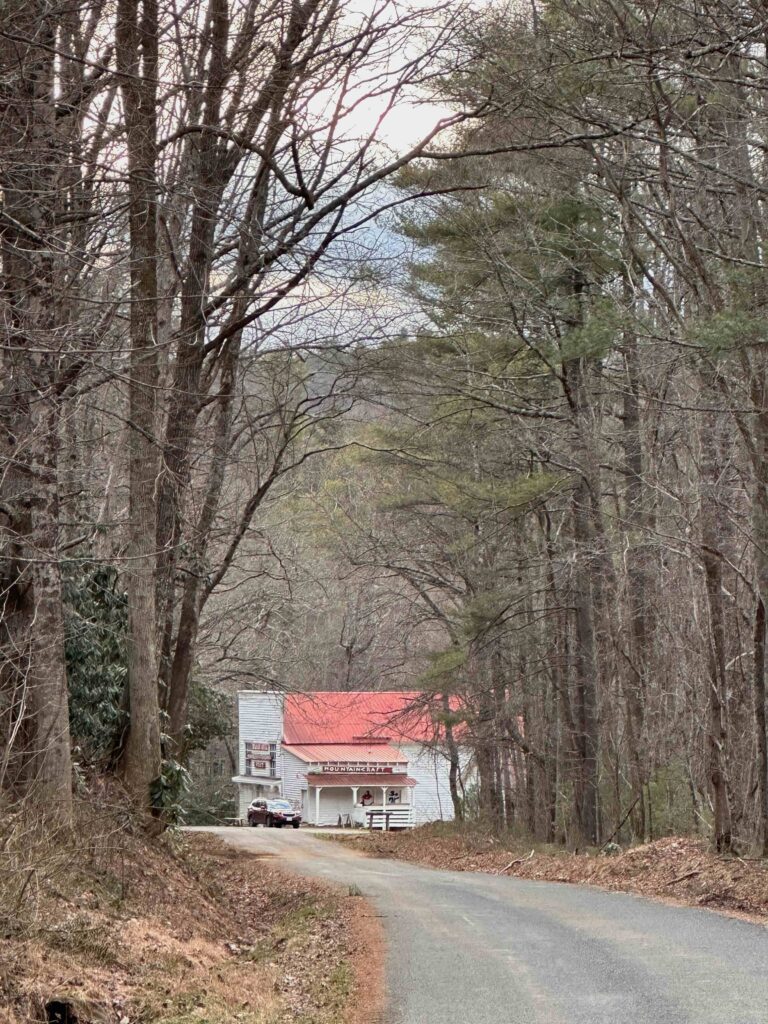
[305,773,417,787]
[283,691,463,745]
[282,742,407,763]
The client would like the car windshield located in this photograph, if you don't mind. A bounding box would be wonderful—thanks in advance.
[269,800,293,810]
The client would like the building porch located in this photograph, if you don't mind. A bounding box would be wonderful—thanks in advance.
[304,774,417,829]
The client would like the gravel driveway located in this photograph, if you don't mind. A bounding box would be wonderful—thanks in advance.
[196,826,768,1024]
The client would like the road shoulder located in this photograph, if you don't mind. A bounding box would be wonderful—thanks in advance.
[186,833,386,1024]
[326,827,768,926]
[1,815,385,1024]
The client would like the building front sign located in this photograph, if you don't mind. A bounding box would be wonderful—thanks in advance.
[310,764,395,774]
[245,740,278,777]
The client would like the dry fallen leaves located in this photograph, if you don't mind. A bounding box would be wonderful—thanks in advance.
[335,829,768,923]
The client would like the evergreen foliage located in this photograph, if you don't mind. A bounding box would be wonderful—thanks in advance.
[64,563,128,766]
[185,683,234,756]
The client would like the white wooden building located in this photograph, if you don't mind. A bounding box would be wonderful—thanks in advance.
[233,690,469,828]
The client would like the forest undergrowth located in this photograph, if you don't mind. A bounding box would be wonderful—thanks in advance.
[0,791,377,1024]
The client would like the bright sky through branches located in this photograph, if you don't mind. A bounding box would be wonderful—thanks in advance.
[305,0,465,155]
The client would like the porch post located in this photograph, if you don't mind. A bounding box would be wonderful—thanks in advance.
[380,785,387,829]
[315,786,322,826]
[351,787,358,823]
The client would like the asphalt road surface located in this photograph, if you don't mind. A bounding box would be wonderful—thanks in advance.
[198,826,768,1024]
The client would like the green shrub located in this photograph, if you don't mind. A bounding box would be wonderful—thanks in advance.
[64,562,127,766]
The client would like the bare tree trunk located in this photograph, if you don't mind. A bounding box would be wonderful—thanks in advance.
[541,507,579,845]
[700,410,732,853]
[570,478,601,847]
[167,336,241,750]
[116,0,162,810]
[27,420,73,812]
[563,335,602,847]
[0,5,72,818]
[751,419,768,854]
[441,692,464,821]
[155,0,317,700]
[473,663,504,832]
[753,588,768,855]
[620,278,652,841]
[739,350,768,855]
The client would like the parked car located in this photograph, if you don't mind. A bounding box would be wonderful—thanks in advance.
[248,798,301,828]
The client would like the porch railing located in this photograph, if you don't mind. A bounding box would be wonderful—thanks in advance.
[363,805,414,830]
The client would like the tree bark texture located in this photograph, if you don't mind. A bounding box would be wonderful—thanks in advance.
[0,5,73,817]
[699,410,733,853]
[116,0,162,809]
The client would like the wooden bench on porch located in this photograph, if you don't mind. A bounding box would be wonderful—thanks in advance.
[364,806,414,830]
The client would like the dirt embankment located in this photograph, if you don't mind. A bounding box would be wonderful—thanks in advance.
[0,798,381,1024]
[332,825,768,923]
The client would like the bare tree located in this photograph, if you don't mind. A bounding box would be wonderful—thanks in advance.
[115,0,163,807]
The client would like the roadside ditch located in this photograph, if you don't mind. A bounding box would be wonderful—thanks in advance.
[0,800,382,1024]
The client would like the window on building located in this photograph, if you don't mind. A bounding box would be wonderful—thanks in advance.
[245,742,277,777]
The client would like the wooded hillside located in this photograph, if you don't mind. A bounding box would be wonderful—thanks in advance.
[2,0,768,856]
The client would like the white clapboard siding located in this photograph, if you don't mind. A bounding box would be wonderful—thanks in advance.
[398,743,471,824]
[310,787,360,827]
[281,749,308,805]
[234,690,473,828]
[237,691,284,774]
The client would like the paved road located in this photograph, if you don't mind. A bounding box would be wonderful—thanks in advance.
[199,827,768,1024]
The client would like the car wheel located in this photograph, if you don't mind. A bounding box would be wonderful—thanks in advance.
[276,821,283,828]
[292,821,300,829]
[249,818,257,827]
[266,815,273,827]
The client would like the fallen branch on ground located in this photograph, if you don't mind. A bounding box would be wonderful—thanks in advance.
[498,850,534,874]
[666,870,700,885]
